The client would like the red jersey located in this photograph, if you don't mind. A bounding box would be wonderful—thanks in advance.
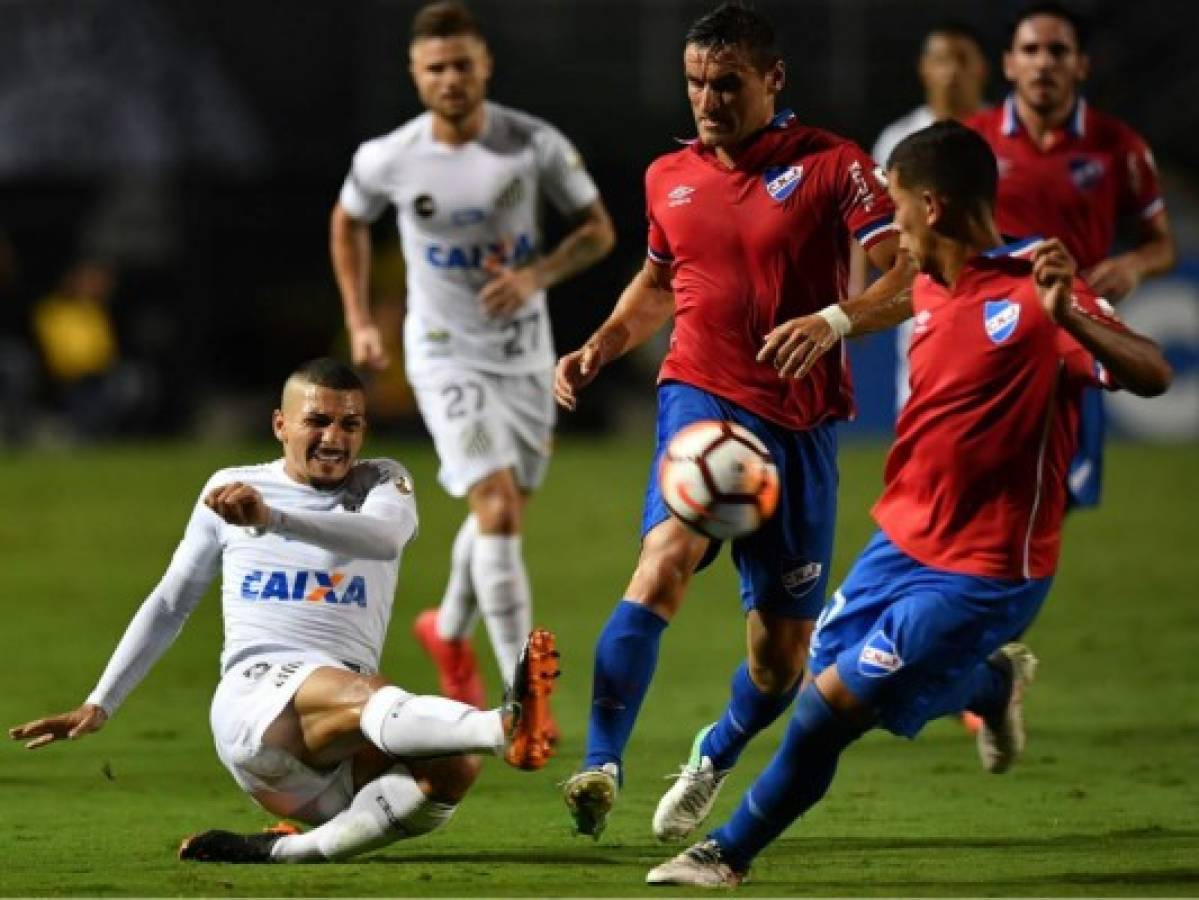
[645,110,895,431]
[968,96,1163,270]
[872,238,1123,580]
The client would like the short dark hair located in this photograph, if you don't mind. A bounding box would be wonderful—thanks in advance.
[685,2,780,71]
[888,121,998,216]
[411,1,483,43]
[924,21,987,56]
[1007,1,1089,50]
[289,357,365,393]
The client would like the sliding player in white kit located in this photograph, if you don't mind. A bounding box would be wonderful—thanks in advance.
[330,1,614,718]
[8,358,560,864]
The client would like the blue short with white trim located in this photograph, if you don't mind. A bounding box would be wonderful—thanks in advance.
[641,381,838,621]
[809,531,1052,737]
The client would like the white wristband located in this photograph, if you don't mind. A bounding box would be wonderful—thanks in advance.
[817,304,852,338]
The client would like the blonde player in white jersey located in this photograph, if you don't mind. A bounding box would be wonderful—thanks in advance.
[330,1,613,719]
[9,358,560,864]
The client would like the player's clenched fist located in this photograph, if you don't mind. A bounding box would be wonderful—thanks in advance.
[1032,238,1077,321]
[205,482,270,527]
[9,703,108,750]
[349,323,390,371]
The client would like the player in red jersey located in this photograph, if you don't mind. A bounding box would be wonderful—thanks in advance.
[647,120,1171,888]
[554,2,912,840]
[967,1,1175,508]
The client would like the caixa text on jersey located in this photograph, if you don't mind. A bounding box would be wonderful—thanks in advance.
[424,233,535,270]
[239,570,368,607]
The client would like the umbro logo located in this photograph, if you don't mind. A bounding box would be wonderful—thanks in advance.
[913,309,932,334]
[667,185,695,207]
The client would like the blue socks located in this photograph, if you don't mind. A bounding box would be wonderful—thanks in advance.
[962,658,1011,720]
[711,683,865,871]
[583,600,668,773]
[700,662,799,771]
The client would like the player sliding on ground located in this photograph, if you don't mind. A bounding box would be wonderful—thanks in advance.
[8,358,560,864]
[646,121,1172,887]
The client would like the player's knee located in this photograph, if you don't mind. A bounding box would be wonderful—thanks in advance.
[469,475,522,534]
[747,658,804,695]
[409,754,482,804]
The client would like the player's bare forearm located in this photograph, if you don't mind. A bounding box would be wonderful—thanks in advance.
[532,200,616,291]
[1059,304,1172,397]
[555,260,672,409]
[329,204,373,328]
[842,250,915,336]
[591,259,674,360]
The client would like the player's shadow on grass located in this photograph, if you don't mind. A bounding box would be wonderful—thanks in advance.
[365,851,627,866]
[780,824,1199,853]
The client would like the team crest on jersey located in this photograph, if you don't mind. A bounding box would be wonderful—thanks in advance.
[1069,156,1106,190]
[763,165,804,202]
[858,629,903,678]
[984,299,1021,344]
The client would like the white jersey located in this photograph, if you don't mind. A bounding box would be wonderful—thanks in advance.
[872,105,935,170]
[86,458,418,714]
[338,101,599,378]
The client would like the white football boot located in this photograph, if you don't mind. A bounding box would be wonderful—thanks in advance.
[977,642,1039,774]
[653,724,731,842]
[646,839,745,888]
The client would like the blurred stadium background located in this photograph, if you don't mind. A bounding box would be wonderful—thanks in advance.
[2,2,1198,894]
[1,0,1196,445]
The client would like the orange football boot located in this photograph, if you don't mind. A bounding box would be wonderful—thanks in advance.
[503,628,561,771]
[412,608,487,708]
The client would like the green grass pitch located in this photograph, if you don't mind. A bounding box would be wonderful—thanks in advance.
[1,438,1197,896]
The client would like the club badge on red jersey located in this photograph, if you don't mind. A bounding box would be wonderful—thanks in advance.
[763,165,804,201]
[984,299,1021,344]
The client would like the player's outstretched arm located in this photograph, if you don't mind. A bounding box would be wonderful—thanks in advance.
[9,704,108,750]
[759,236,914,379]
[206,479,417,561]
[554,258,674,410]
[479,200,616,317]
[330,202,389,370]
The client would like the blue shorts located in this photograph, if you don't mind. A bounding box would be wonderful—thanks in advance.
[809,531,1051,738]
[1067,387,1105,509]
[641,381,838,621]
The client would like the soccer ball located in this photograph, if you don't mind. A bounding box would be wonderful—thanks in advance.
[659,420,779,541]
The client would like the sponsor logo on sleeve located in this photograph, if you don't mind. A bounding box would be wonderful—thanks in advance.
[857,629,903,678]
[984,299,1021,344]
[763,165,804,202]
[394,474,413,495]
[848,160,876,211]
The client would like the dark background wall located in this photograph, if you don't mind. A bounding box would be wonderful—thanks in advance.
[2,0,1197,439]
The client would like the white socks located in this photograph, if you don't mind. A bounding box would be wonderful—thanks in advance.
[436,514,479,641]
[471,534,532,689]
[360,686,505,758]
[270,765,455,862]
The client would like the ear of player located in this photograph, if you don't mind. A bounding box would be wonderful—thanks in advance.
[503,628,562,771]
[659,420,780,541]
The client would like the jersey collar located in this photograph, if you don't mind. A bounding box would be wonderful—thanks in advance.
[1001,93,1087,139]
[981,235,1045,259]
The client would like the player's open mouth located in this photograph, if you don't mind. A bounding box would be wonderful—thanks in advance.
[310,448,347,464]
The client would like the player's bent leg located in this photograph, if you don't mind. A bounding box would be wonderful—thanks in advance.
[648,667,871,885]
[567,519,709,839]
[653,612,811,842]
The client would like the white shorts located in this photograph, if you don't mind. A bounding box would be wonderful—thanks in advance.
[409,366,555,497]
[210,651,356,821]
